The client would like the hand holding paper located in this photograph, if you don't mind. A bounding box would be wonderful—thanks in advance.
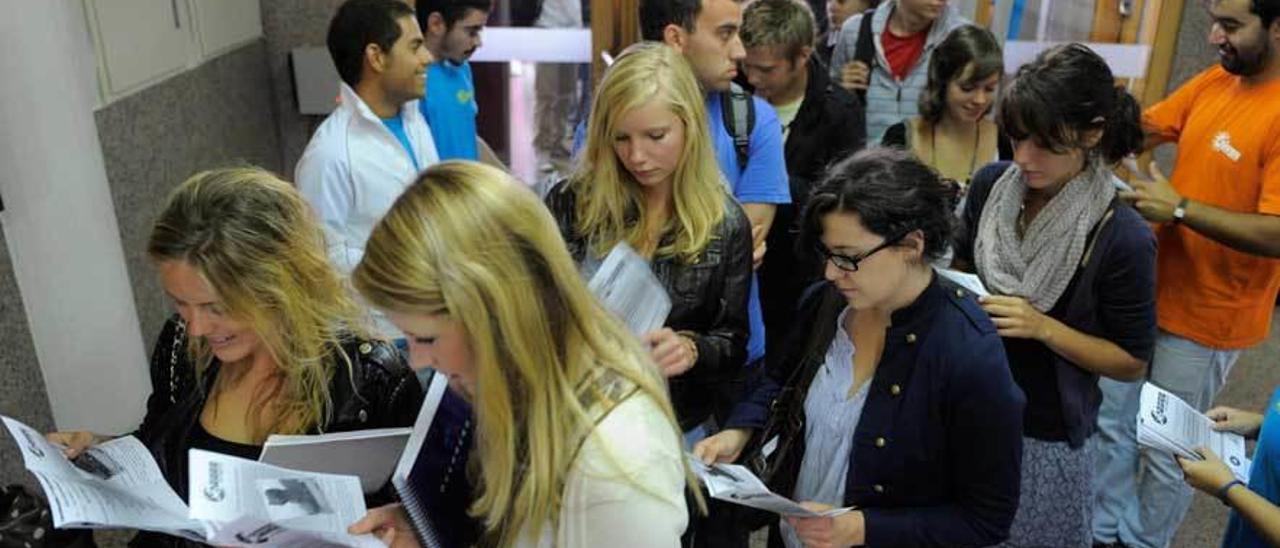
[1137,384,1251,483]
[1176,446,1241,496]
[786,503,866,548]
[687,456,853,518]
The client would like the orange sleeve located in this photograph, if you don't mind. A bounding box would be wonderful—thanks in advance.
[1143,67,1216,143]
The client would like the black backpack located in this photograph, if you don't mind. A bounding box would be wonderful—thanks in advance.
[719,81,756,172]
[851,8,877,104]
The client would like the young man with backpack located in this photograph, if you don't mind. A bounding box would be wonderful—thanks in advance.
[829,0,967,141]
[637,0,789,423]
[634,0,790,545]
[740,0,865,354]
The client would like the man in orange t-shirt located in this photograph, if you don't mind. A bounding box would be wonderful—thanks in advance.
[1092,0,1280,546]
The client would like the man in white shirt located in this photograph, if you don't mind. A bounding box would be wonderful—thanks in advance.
[296,0,440,279]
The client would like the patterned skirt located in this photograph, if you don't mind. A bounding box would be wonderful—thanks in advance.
[996,436,1095,548]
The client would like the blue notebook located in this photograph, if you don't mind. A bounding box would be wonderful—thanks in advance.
[392,371,476,547]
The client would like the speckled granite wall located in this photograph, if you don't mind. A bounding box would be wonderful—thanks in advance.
[1154,5,1218,172]
[96,40,282,348]
[261,0,346,174]
[0,225,53,488]
[1167,5,1218,92]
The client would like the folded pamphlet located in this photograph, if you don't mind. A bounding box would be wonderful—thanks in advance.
[587,243,672,336]
[1136,383,1251,482]
[260,427,411,494]
[688,455,853,518]
[936,267,990,297]
[2,415,380,547]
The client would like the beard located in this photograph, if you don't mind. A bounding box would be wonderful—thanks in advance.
[1220,37,1273,76]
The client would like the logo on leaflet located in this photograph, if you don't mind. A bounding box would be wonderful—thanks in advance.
[203,461,226,502]
[1150,393,1169,426]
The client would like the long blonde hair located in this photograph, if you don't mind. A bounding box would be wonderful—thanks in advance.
[571,41,727,263]
[352,161,693,545]
[147,167,369,441]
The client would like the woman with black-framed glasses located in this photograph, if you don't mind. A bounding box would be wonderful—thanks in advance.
[693,148,1026,547]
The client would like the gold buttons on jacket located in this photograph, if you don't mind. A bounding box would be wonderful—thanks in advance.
[875,437,886,448]
[890,384,902,396]
[905,333,917,344]
[956,289,966,298]
[359,342,373,354]
[873,484,885,493]
[358,409,368,423]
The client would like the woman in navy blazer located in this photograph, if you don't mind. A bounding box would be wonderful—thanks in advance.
[695,149,1026,547]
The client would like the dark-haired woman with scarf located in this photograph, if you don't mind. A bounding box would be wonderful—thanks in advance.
[952,43,1157,548]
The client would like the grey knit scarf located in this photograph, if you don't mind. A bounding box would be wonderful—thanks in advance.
[975,161,1116,312]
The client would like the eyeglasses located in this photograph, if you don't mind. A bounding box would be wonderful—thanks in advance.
[817,230,911,273]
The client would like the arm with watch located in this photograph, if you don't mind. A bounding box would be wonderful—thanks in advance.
[1120,161,1280,258]
[1177,404,1280,546]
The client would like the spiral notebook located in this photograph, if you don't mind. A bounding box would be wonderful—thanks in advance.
[392,371,474,548]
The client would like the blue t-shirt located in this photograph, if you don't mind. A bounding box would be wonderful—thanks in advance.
[571,92,790,363]
[704,93,791,204]
[381,115,419,170]
[705,93,790,364]
[1222,387,1280,548]
[421,60,478,161]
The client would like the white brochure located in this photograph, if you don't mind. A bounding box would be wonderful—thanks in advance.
[936,267,990,297]
[587,242,672,336]
[688,455,853,518]
[2,416,210,541]
[2,415,381,546]
[188,450,382,547]
[1137,383,1251,482]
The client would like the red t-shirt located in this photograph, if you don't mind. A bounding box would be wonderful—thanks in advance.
[881,26,928,81]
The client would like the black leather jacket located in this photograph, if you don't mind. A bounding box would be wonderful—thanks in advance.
[544,181,753,431]
[129,316,424,547]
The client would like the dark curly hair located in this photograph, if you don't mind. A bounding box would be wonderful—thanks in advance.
[1254,0,1280,27]
[327,0,417,86]
[799,148,954,264]
[919,25,1004,125]
[640,0,703,41]
[997,43,1144,164]
[416,0,491,30]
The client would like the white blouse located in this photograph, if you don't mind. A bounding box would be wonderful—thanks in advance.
[783,306,871,548]
[520,394,689,547]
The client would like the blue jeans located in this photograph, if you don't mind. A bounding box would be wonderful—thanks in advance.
[1092,330,1241,548]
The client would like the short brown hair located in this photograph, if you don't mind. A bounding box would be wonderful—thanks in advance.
[741,0,816,61]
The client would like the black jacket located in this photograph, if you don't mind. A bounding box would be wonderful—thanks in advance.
[130,316,424,547]
[759,58,865,353]
[729,278,1025,547]
[544,181,753,431]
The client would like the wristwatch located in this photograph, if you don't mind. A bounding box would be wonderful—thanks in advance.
[1172,198,1190,224]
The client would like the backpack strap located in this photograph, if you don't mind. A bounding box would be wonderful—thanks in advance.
[719,82,756,172]
[852,8,876,104]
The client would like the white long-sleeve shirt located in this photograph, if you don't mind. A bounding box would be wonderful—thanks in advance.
[521,393,689,547]
[295,83,439,276]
